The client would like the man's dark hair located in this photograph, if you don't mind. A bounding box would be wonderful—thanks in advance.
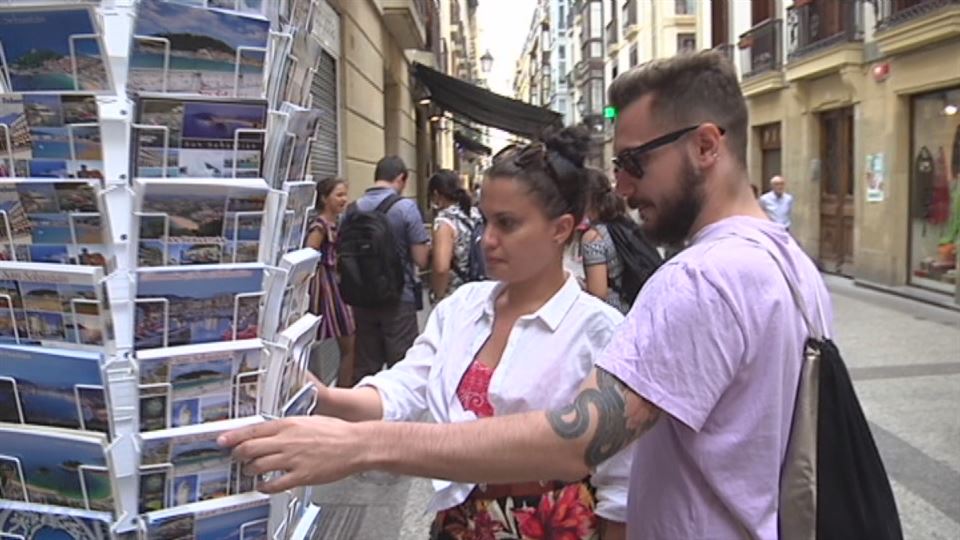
[374,156,407,182]
[608,50,748,167]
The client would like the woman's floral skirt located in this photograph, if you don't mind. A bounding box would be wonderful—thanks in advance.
[431,482,598,540]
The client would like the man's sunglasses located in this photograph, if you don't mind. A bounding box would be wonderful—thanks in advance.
[612,124,725,179]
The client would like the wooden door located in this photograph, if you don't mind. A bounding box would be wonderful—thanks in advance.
[752,0,775,25]
[819,107,855,275]
[759,123,782,193]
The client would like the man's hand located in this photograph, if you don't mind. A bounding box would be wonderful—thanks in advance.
[218,416,365,493]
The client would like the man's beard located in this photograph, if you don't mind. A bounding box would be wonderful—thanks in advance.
[641,158,705,246]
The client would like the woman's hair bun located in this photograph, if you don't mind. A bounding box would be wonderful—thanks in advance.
[543,125,590,168]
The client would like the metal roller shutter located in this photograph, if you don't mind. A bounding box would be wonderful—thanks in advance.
[309,50,339,180]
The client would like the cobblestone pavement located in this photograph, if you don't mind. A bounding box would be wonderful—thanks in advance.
[311,275,960,539]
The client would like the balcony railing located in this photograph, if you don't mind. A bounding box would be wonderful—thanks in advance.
[876,0,960,30]
[738,18,782,78]
[786,0,863,61]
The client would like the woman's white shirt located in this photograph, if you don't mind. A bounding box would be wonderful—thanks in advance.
[357,274,632,521]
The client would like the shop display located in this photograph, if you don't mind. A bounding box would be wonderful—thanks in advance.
[1,0,332,537]
[909,88,959,293]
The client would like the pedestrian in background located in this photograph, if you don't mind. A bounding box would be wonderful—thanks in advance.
[342,156,429,384]
[427,169,482,301]
[760,175,794,229]
[305,177,355,387]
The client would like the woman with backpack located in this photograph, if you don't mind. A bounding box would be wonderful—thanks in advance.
[305,177,356,387]
[428,169,483,301]
[272,128,632,539]
[581,169,661,314]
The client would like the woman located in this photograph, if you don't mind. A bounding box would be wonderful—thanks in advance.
[580,169,631,314]
[428,169,482,301]
[306,128,630,539]
[305,177,356,387]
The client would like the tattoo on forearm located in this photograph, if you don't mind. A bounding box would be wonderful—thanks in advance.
[547,370,660,467]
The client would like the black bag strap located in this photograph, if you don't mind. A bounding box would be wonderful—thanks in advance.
[375,192,404,214]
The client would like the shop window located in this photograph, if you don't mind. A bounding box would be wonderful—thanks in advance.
[909,88,960,294]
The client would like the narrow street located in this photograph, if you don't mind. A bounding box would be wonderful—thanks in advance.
[310,276,960,539]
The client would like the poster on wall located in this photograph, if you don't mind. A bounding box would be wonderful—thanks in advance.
[866,152,886,203]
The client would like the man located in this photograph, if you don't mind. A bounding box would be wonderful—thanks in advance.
[349,156,430,382]
[221,52,832,538]
[759,175,794,229]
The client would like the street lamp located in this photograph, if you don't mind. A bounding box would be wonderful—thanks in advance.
[480,50,494,74]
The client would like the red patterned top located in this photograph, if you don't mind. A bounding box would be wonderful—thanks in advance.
[457,360,495,417]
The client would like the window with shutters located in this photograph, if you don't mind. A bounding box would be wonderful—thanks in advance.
[309,50,340,180]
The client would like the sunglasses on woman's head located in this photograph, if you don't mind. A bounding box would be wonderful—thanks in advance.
[612,124,725,179]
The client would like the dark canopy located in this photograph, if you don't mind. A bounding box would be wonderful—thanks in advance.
[454,130,491,155]
[413,62,562,139]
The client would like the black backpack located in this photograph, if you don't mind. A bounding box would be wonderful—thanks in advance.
[337,194,405,308]
[605,216,663,307]
[452,214,486,283]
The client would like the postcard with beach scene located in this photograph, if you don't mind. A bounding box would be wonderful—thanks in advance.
[0,425,113,512]
[129,0,270,98]
[136,339,265,432]
[0,6,111,92]
[0,500,112,540]
[144,491,270,540]
[133,95,266,179]
[0,180,109,268]
[134,264,265,350]
[0,262,108,349]
[0,344,108,434]
[134,178,270,267]
[138,416,263,512]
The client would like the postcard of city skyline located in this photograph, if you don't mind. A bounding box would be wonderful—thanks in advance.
[0,7,111,92]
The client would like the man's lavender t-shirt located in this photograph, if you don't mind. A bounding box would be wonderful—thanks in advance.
[597,216,833,539]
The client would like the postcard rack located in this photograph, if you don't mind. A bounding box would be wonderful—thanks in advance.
[0,1,337,539]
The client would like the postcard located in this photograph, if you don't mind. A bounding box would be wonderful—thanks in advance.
[0,7,111,92]
[0,425,113,512]
[167,0,267,17]
[133,178,270,267]
[0,180,108,268]
[143,491,270,540]
[263,103,322,186]
[262,248,319,340]
[263,314,319,415]
[0,262,108,349]
[138,416,263,512]
[129,0,270,98]
[0,93,104,180]
[133,95,267,179]
[280,383,316,417]
[0,500,112,540]
[134,264,265,350]
[0,344,108,433]
[276,181,316,258]
[136,339,265,431]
